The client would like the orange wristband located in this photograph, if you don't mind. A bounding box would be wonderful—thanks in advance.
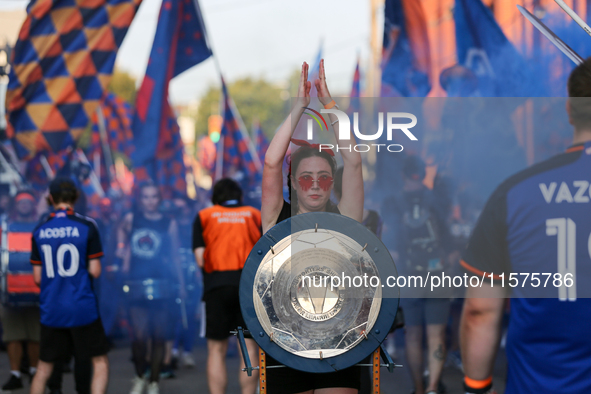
[324,100,336,109]
[117,243,125,249]
[464,376,492,389]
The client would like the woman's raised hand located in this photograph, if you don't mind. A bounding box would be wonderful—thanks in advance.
[296,62,311,108]
[315,59,333,106]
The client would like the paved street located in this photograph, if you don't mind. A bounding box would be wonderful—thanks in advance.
[0,338,507,394]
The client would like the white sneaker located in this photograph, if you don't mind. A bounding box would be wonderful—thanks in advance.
[147,382,160,394]
[386,340,396,358]
[182,352,196,368]
[130,376,146,394]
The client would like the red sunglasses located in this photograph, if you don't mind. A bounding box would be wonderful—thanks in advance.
[297,175,334,192]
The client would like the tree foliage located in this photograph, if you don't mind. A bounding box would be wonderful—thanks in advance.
[108,68,137,104]
[194,77,290,142]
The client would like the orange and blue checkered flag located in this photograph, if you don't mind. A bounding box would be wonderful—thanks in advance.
[214,78,262,187]
[6,0,142,160]
[93,93,134,158]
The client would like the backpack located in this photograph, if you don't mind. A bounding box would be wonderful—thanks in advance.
[402,191,444,273]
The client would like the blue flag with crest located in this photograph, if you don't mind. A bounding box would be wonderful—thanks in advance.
[454,0,542,96]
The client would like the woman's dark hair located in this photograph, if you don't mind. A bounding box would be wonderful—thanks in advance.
[288,147,337,210]
[212,178,242,205]
[48,177,79,205]
[333,166,344,201]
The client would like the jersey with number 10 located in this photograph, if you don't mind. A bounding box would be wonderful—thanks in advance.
[462,141,591,393]
[30,209,103,328]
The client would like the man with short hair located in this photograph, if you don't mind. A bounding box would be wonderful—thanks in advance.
[0,190,40,390]
[193,178,260,394]
[460,59,591,394]
[29,178,109,394]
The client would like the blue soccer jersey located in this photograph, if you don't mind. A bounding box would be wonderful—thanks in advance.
[462,142,591,393]
[30,209,103,328]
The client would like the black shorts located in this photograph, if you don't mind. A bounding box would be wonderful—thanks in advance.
[203,286,245,340]
[266,356,361,394]
[128,299,177,340]
[40,319,110,363]
[401,297,451,326]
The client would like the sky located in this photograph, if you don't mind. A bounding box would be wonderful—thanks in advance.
[0,0,372,104]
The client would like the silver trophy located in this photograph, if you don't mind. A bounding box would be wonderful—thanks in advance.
[237,212,401,385]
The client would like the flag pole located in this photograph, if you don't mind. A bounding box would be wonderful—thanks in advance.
[39,155,55,180]
[368,0,385,97]
[0,146,26,186]
[193,0,223,79]
[214,136,223,181]
[75,149,105,197]
[210,55,263,176]
[96,106,116,187]
[195,0,263,185]
[194,0,230,179]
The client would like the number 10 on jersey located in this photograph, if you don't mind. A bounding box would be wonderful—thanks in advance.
[40,243,80,278]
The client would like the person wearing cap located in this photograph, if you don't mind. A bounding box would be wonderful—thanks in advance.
[9,190,38,227]
[28,178,109,394]
[0,190,41,391]
[381,155,453,394]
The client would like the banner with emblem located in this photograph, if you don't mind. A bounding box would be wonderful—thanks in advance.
[454,0,541,96]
